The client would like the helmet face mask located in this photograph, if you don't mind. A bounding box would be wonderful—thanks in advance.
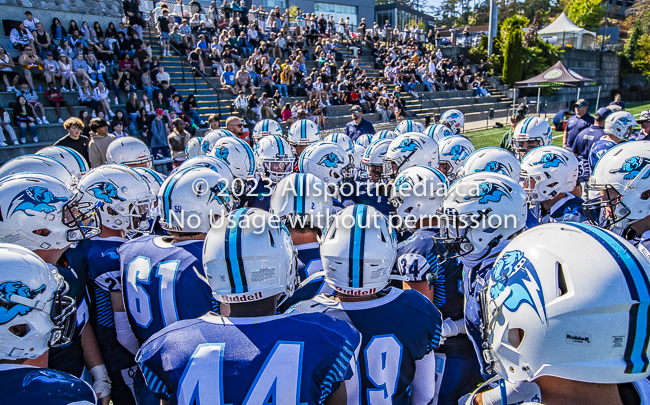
[49,281,76,348]
[62,191,102,241]
[583,185,628,228]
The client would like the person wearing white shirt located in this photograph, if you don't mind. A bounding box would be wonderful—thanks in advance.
[156,66,171,84]
[23,11,40,32]
[92,81,114,117]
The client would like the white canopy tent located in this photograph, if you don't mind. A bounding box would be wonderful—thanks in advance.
[538,12,597,49]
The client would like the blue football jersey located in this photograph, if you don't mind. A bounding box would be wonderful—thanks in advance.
[85,236,137,371]
[0,364,97,405]
[47,263,90,377]
[572,125,605,182]
[136,313,361,405]
[351,182,393,216]
[531,194,587,224]
[242,178,273,210]
[119,235,219,344]
[278,242,334,313]
[589,138,617,172]
[290,288,443,405]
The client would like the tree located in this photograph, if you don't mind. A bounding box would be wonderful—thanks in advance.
[632,34,650,77]
[624,21,643,62]
[503,28,524,86]
[500,14,529,43]
[524,11,542,47]
[565,0,605,32]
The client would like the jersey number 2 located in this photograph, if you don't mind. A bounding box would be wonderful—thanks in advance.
[177,342,306,405]
[125,256,181,328]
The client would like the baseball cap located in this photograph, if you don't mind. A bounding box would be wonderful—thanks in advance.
[595,107,612,120]
[155,108,164,115]
[638,110,650,123]
[350,105,362,113]
[574,99,588,107]
[46,52,53,57]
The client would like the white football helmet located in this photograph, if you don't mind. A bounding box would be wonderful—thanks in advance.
[584,141,650,229]
[360,139,392,183]
[253,119,283,140]
[321,204,398,295]
[208,137,257,194]
[287,119,320,146]
[482,222,650,384]
[355,134,373,148]
[353,144,366,171]
[37,146,89,179]
[176,155,235,187]
[438,173,527,256]
[203,208,298,303]
[324,132,355,156]
[512,117,553,158]
[0,173,100,250]
[133,167,167,197]
[425,123,454,143]
[604,111,637,140]
[383,133,439,179]
[440,109,465,135]
[185,136,205,159]
[270,173,334,231]
[158,167,234,233]
[390,165,448,231]
[0,244,76,359]
[105,137,153,168]
[458,147,521,181]
[438,136,475,181]
[254,135,295,184]
[298,141,354,186]
[201,129,235,155]
[77,164,155,233]
[395,119,426,135]
[520,146,578,204]
[0,155,75,187]
[371,130,397,143]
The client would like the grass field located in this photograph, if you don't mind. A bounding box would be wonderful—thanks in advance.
[464,101,650,150]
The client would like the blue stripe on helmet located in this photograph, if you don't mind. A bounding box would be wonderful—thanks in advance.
[521,117,535,134]
[296,173,306,213]
[161,167,193,223]
[141,167,164,185]
[263,120,268,132]
[415,165,449,187]
[234,138,255,176]
[348,205,368,288]
[224,208,249,293]
[57,146,88,172]
[275,136,284,156]
[301,120,306,139]
[567,222,650,374]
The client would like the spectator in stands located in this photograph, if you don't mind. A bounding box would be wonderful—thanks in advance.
[0,107,18,146]
[609,93,625,110]
[150,108,170,157]
[345,105,375,141]
[0,46,19,92]
[58,54,79,91]
[563,99,594,149]
[18,45,45,90]
[112,121,129,137]
[155,65,171,84]
[136,107,150,142]
[140,67,158,101]
[79,79,98,115]
[188,47,205,75]
[235,64,255,95]
[232,90,247,116]
[88,117,115,168]
[221,64,238,96]
[33,23,55,59]
[158,9,173,56]
[92,80,114,118]
[13,95,38,143]
[246,92,261,122]
[73,53,97,86]
[50,18,68,44]
[45,81,75,123]
[93,22,105,44]
[10,22,34,51]
[183,94,205,127]
[125,92,141,127]
[53,117,90,161]
[15,80,48,124]
[168,117,190,167]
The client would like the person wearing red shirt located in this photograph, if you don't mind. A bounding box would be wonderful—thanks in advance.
[45,81,74,123]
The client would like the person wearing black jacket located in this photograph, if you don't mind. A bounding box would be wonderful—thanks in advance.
[182,94,205,127]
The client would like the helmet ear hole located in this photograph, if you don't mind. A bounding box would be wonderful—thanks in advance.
[556,262,568,297]
[9,324,28,337]
[508,328,524,349]
[641,189,650,201]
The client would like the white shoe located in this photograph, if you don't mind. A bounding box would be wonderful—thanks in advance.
[33,137,38,143]
[90,79,97,85]
[36,117,43,125]
[41,117,49,124]
[20,137,26,144]
[0,141,7,147]
[12,140,18,145]
[114,97,119,105]
[61,87,69,92]
[7,86,14,92]
[92,111,97,118]
[58,118,64,123]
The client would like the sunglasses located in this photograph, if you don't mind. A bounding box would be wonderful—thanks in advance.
[230,123,244,127]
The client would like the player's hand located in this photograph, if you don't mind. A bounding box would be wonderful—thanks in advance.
[90,364,112,402]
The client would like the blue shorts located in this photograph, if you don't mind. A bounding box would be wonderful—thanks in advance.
[161,32,170,41]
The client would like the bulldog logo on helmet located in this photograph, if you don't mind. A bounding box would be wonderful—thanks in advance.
[464,182,512,204]
[87,182,126,204]
[318,152,343,168]
[532,153,568,169]
[443,145,471,162]
[9,186,67,217]
[609,156,650,180]
[489,250,547,323]
[0,281,46,324]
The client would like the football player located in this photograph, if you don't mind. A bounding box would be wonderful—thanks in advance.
[0,244,98,405]
[249,135,295,210]
[119,167,233,344]
[588,111,637,173]
[440,109,465,135]
[270,173,335,312]
[76,164,157,405]
[105,137,153,169]
[288,119,321,165]
[137,208,362,404]
[298,140,354,209]
[390,166,481,404]
[437,136,475,182]
[0,173,110,403]
[395,119,426,135]
[383,133,439,180]
[351,138,393,215]
[511,117,553,161]
[520,145,586,224]
[289,204,443,404]
[465,223,650,405]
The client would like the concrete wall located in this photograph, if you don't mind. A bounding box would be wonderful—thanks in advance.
[0,1,123,36]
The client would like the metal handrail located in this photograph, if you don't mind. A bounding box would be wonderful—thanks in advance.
[418,91,441,122]
[168,42,225,121]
